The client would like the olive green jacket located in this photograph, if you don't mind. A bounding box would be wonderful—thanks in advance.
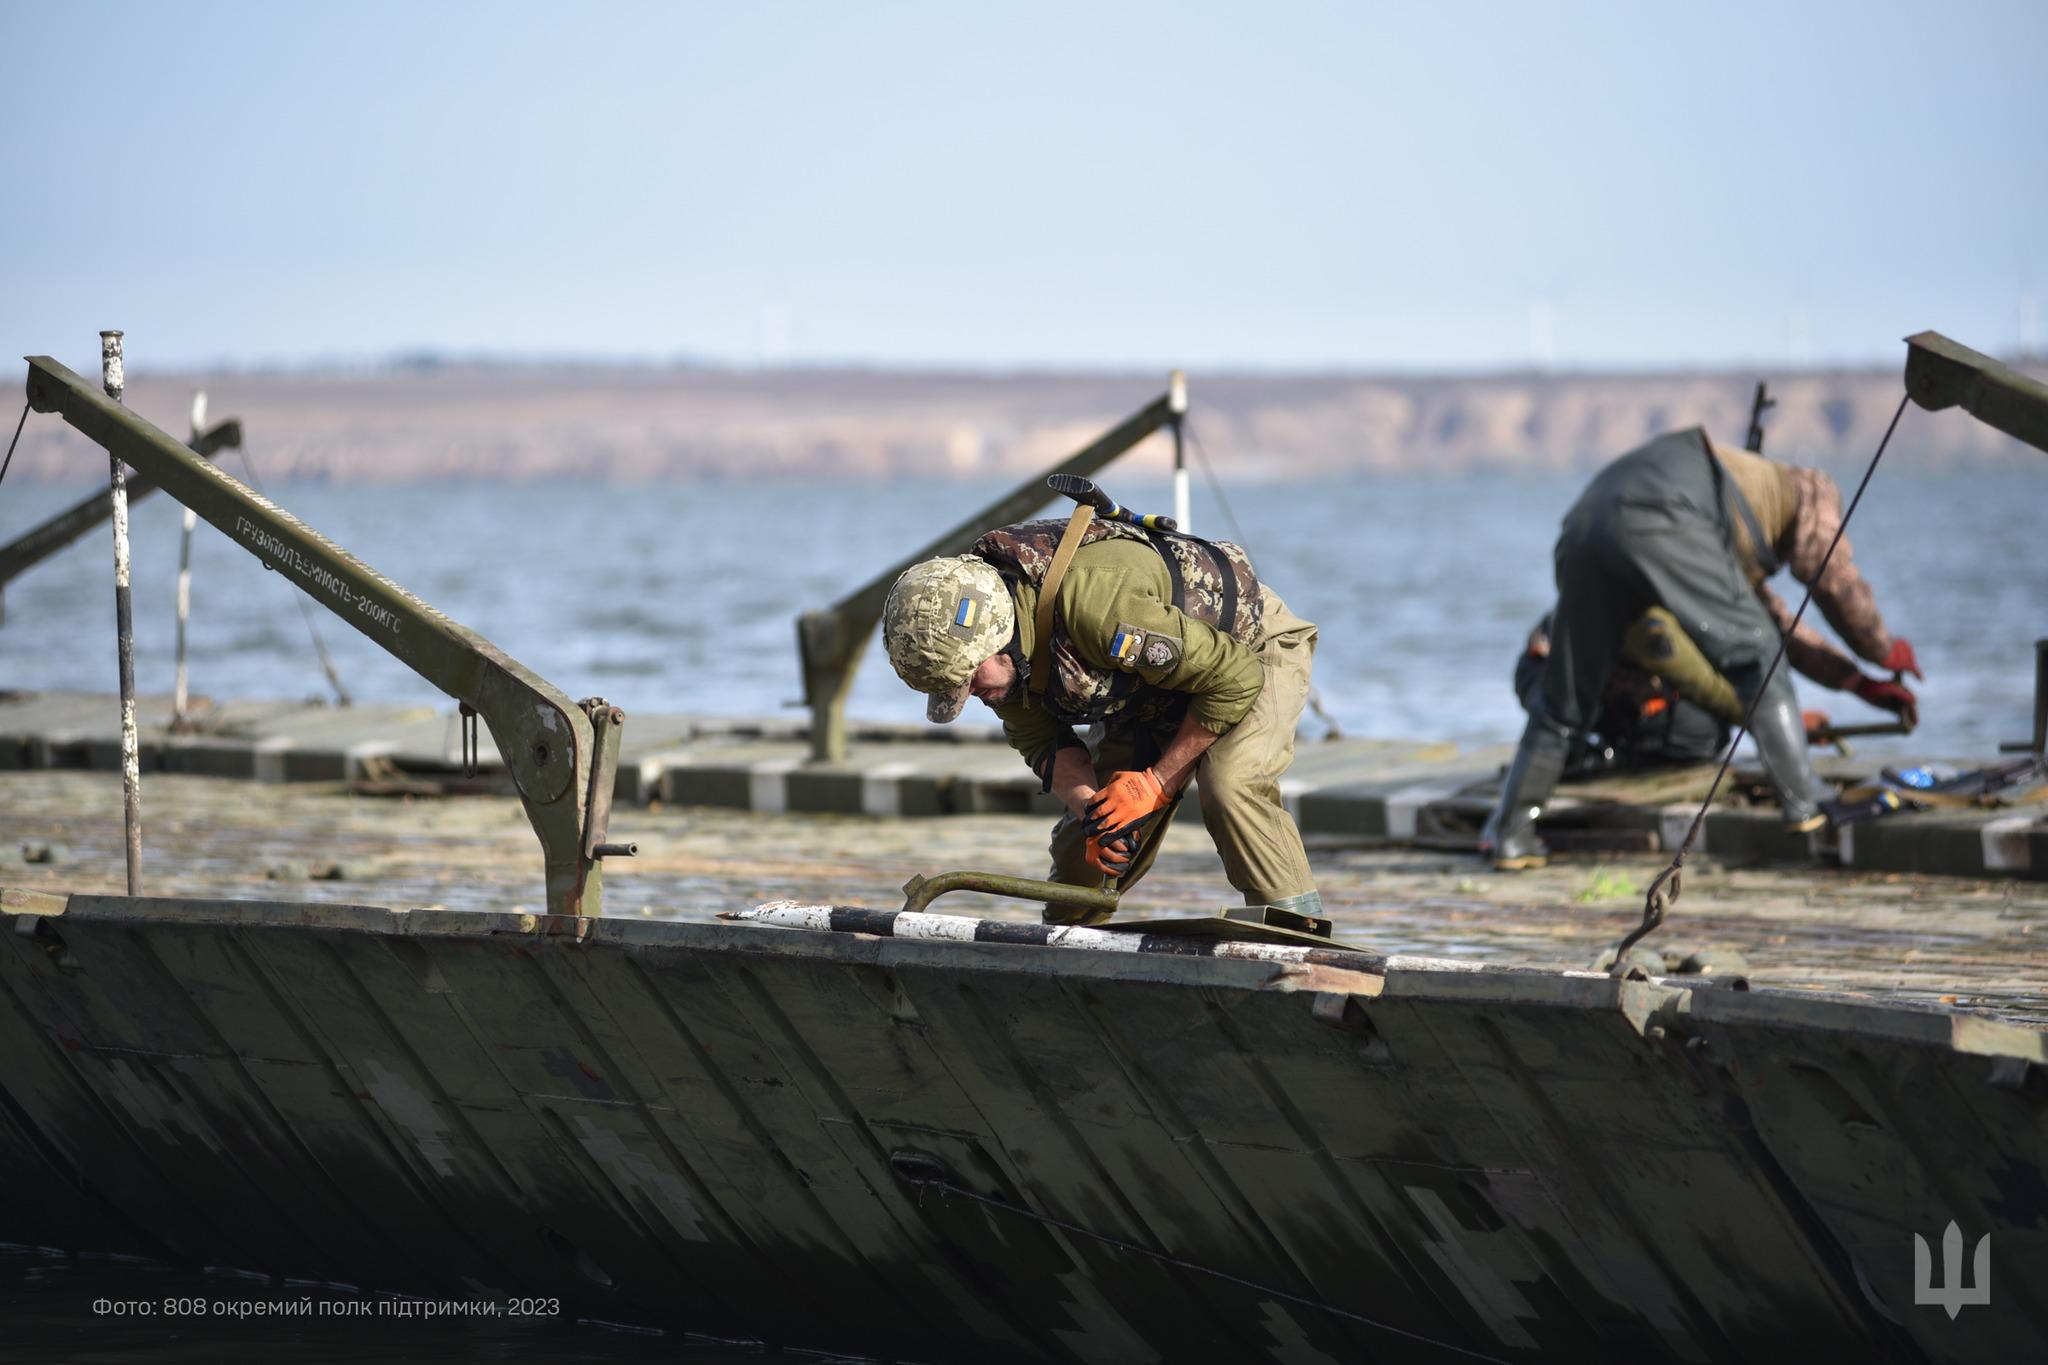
[992,538,1265,775]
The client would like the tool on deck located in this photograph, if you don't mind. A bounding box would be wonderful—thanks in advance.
[900,870,1118,919]
[888,871,1350,949]
[1808,718,1914,756]
[1046,473,1180,532]
[1824,755,2048,826]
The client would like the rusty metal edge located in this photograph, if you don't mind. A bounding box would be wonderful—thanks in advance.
[4,884,2039,1058]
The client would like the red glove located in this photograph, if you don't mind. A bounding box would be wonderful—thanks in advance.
[1085,829,1138,877]
[1083,768,1169,840]
[1851,675,1918,726]
[1802,709,1831,742]
[1879,637,1923,680]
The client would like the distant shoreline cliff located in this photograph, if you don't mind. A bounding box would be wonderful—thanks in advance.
[10,359,2043,483]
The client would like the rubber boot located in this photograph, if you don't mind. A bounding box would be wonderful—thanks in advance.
[1746,693,1829,832]
[1480,715,1571,870]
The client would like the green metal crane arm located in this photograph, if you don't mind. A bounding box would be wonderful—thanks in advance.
[796,382,1184,762]
[22,355,621,919]
[0,418,240,593]
[1903,331,2048,455]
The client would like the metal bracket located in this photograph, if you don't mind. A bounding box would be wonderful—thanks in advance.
[580,698,632,861]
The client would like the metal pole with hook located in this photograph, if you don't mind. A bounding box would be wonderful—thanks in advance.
[171,391,205,729]
[1169,369,1190,533]
[101,330,143,895]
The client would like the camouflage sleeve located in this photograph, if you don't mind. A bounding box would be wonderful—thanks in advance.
[991,700,1082,790]
[1062,559,1265,734]
[1783,467,1893,665]
[1756,581,1861,690]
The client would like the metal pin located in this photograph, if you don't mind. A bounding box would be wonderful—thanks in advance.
[1169,369,1190,534]
[102,329,143,896]
[172,391,204,730]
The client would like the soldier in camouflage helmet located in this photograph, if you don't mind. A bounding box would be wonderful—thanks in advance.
[882,557,1017,724]
[882,518,1321,926]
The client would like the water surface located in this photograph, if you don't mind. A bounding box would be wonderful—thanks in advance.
[3,470,2042,756]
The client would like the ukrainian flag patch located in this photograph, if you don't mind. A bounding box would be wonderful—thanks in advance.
[1109,622,1145,669]
[946,590,986,640]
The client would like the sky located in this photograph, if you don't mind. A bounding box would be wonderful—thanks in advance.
[3,0,2044,374]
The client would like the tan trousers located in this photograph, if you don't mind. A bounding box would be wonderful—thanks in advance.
[1044,588,1318,923]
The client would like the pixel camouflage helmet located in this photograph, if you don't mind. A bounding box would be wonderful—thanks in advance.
[882,556,1015,722]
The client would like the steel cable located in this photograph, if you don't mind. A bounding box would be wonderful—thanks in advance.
[1183,417,1344,738]
[0,402,30,492]
[1607,392,1913,969]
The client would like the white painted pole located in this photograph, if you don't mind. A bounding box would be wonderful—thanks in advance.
[101,329,143,896]
[1169,369,1190,533]
[171,391,204,728]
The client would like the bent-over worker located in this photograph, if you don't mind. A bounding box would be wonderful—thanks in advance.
[1516,606,1836,772]
[1482,427,1921,869]
[882,512,1320,924]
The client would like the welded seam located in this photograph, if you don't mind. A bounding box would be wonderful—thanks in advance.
[1468,1013,1745,1362]
[565,951,844,1335]
[727,963,1070,1362]
[487,945,759,1332]
[128,929,405,1281]
[0,939,249,1265]
[1767,1042,1994,1348]
[0,997,175,1261]
[1843,1046,2020,1262]
[228,933,526,1293]
[1688,1039,1929,1361]
[618,954,932,1323]
[1196,997,1500,1358]
[872,966,1263,1361]
[954,979,1277,1362]
[1080,983,1438,1361]
[319,940,564,1282]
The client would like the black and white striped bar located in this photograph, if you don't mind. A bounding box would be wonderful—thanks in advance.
[728,901,1388,969]
[723,902,1710,986]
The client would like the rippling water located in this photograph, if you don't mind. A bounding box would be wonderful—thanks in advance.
[3,469,2044,757]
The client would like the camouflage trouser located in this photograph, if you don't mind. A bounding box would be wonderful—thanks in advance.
[1044,588,1319,923]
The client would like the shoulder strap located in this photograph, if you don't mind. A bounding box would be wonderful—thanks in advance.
[1701,429,1782,577]
[1028,505,1094,696]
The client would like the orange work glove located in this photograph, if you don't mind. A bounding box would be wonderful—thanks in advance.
[1083,768,1169,840]
[1085,828,1139,877]
[1802,709,1831,742]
